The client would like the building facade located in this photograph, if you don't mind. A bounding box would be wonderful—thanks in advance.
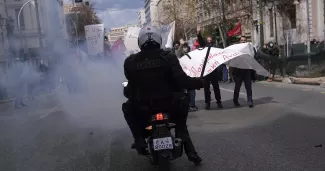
[252,0,324,46]
[138,8,146,26]
[196,0,253,41]
[4,0,64,53]
[144,0,159,27]
[107,24,140,44]
[195,0,325,47]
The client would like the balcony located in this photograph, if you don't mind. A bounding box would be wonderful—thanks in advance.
[5,0,24,8]
[13,28,45,38]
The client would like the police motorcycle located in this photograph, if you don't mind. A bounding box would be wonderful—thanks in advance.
[122,81,183,171]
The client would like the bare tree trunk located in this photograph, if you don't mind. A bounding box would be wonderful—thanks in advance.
[184,30,188,40]
[217,24,226,47]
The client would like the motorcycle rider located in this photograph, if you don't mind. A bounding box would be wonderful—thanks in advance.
[122,25,204,164]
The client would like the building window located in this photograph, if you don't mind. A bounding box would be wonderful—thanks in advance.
[15,8,25,30]
[269,9,274,37]
[288,8,296,28]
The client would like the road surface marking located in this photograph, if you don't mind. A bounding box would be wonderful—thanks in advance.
[39,105,59,119]
[220,87,246,96]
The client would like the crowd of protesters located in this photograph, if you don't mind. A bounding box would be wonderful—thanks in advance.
[0,48,84,108]
[171,25,267,111]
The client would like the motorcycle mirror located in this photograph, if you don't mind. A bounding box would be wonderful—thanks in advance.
[121,82,128,87]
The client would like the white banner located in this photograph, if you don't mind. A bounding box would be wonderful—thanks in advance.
[160,21,175,49]
[124,27,141,54]
[85,24,104,55]
[179,43,269,77]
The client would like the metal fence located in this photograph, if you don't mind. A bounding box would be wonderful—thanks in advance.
[261,43,325,77]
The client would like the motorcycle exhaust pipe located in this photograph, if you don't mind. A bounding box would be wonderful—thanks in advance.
[174,138,182,147]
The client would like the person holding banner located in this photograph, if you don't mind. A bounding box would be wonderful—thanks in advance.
[196,25,223,109]
[175,39,198,112]
[232,36,254,108]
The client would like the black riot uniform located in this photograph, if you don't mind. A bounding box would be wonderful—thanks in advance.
[122,49,203,163]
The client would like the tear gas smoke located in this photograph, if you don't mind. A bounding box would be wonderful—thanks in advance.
[52,42,128,130]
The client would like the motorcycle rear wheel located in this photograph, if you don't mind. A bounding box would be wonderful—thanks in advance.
[157,155,170,171]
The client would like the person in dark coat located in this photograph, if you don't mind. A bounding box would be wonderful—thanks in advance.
[175,39,198,111]
[196,25,223,109]
[232,36,254,108]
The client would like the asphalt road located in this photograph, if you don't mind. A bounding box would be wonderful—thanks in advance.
[1,81,325,171]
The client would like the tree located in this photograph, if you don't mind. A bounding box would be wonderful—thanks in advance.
[159,0,197,40]
[199,0,252,46]
[67,3,101,39]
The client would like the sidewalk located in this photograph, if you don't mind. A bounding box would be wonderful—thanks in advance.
[269,75,325,88]
[0,99,12,114]
[0,98,13,104]
[0,93,58,119]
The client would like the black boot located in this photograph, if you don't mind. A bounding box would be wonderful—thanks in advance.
[205,103,210,110]
[217,101,223,108]
[184,139,202,164]
[133,138,148,155]
[233,100,240,107]
[187,151,202,164]
[247,97,254,108]
[177,126,202,164]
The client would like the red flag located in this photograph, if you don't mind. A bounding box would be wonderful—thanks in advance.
[227,22,242,37]
[111,39,126,52]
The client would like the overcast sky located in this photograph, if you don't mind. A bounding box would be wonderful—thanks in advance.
[63,0,142,29]
[93,0,143,30]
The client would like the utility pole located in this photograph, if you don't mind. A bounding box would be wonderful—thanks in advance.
[220,0,227,47]
[34,0,43,48]
[323,0,325,49]
[3,0,10,50]
[250,0,254,44]
[259,0,264,46]
[306,0,311,70]
[273,0,278,44]
[73,0,80,53]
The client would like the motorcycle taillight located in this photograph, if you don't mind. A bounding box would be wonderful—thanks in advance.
[152,113,168,122]
[156,113,164,120]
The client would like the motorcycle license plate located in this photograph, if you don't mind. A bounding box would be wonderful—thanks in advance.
[153,137,173,151]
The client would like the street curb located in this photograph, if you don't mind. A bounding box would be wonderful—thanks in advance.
[0,99,13,104]
[271,76,325,87]
[320,82,325,88]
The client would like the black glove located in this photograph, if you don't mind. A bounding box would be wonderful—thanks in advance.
[196,79,206,90]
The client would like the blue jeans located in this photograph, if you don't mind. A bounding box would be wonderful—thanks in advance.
[188,90,196,107]
[222,66,228,81]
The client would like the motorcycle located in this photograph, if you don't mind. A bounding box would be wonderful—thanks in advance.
[122,81,184,171]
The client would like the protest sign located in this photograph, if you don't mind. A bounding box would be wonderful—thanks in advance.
[160,21,175,49]
[85,24,104,55]
[124,27,141,53]
[179,43,269,77]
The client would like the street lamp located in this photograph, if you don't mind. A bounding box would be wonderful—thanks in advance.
[18,0,43,52]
